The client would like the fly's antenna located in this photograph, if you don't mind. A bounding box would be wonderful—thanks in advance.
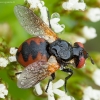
[87,53,94,64]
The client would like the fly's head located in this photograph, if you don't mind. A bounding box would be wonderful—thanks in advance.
[73,42,94,68]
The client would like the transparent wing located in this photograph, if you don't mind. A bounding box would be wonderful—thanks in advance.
[17,61,50,89]
[14,5,58,43]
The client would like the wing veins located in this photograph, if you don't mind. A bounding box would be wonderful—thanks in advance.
[14,5,57,42]
[17,61,50,89]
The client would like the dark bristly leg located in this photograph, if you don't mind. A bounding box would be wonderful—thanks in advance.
[45,73,55,92]
[47,10,52,29]
[15,72,22,76]
[62,68,73,92]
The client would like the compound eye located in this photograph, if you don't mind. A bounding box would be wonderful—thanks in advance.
[77,56,85,68]
[74,42,84,48]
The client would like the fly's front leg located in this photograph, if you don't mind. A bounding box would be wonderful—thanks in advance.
[62,68,73,92]
[45,73,55,92]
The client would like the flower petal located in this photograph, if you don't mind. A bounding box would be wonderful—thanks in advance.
[53,89,65,96]
[53,79,64,89]
[92,69,100,86]
[34,83,43,95]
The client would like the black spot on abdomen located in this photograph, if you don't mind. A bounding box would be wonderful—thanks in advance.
[17,40,50,62]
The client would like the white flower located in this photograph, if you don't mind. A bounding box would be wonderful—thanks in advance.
[50,13,65,33]
[0,84,8,99]
[27,0,49,26]
[9,47,17,62]
[58,94,75,100]
[0,57,8,67]
[62,0,86,11]
[40,6,49,25]
[27,0,44,9]
[86,8,100,22]
[92,69,100,86]
[34,83,43,95]
[82,86,100,100]
[50,18,65,33]
[82,26,97,39]
[9,47,17,55]
[8,56,17,62]
[45,79,74,100]
[46,79,64,100]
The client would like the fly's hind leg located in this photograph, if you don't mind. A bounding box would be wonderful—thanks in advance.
[45,73,55,92]
[62,68,73,92]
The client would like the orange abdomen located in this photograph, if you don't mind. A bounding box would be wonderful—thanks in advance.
[16,37,50,67]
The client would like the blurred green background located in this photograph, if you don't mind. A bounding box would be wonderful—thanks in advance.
[0,0,100,100]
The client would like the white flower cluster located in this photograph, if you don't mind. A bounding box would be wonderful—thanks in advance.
[92,68,100,86]
[27,0,64,33]
[46,79,65,100]
[83,86,100,100]
[27,0,44,9]
[86,8,100,22]
[9,47,18,62]
[82,68,100,99]
[72,25,97,43]
[61,0,97,41]
[27,0,48,25]
[82,26,97,39]
[50,13,65,33]
[0,84,8,99]
[62,0,86,11]
[0,57,8,67]
[35,79,75,100]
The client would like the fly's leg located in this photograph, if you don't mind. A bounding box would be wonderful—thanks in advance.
[45,73,55,92]
[62,68,73,92]
[47,10,52,29]
[15,71,22,79]
[15,72,22,75]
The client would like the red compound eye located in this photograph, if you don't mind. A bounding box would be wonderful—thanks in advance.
[77,56,85,68]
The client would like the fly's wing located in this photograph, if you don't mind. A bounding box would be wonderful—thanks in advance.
[17,56,60,89]
[17,61,50,89]
[14,5,58,43]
